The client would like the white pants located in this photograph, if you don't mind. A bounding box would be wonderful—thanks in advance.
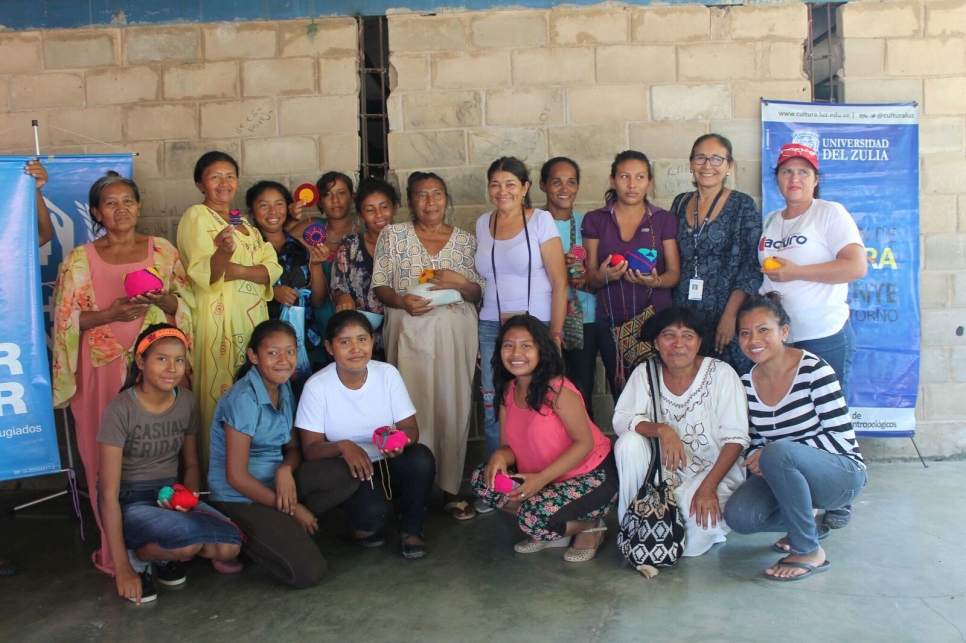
[615,431,733,557]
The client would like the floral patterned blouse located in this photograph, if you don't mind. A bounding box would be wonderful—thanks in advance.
[51,237,195,407]
[371,222,482,297]
[331,232,383,315]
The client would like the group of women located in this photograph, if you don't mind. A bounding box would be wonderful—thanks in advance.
[41,133,868,601]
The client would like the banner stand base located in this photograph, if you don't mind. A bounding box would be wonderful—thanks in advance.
[10,409,85,537]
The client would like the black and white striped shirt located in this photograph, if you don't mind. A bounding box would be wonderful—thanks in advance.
[742,351,864,467]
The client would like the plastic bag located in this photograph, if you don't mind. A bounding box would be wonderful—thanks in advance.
[280,288,313,381]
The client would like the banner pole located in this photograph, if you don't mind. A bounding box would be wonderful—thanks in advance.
[31,120,40,156]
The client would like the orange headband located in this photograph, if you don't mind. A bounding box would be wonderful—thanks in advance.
[135,328,188,356]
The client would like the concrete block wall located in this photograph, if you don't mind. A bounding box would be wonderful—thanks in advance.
[840,0,966,459]
[386,4,811,232]
[0,18,361,242]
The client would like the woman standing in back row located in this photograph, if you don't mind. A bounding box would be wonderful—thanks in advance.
[671,134,763,375]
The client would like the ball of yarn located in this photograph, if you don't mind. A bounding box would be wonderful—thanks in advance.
[124,266,164,299]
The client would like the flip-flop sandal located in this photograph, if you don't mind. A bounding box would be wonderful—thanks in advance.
[765,558,831,581]
[773,524,831,553]
[824,507,852,529]
[443,500,476,521]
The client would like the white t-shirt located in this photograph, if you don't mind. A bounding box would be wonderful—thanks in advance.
[475,208,560,322]
[295,361,418,462]
[759,199,863,343]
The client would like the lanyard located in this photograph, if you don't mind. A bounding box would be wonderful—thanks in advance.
[691,188,725,277]
[490,207,532,319]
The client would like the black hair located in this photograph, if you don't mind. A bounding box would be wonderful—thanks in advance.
[689,134,734,188]
[737,291,792,329]
[235,319,298,382]
[354,176,400,213]
[539,157,581,185]
[604,150,653,205]
[487,156,532,208]
[491,314,565,414]
[315,171,354,216]
[245,181,295,232]
[89,171,141,235]
[773,160,822,199]
[640,306,706,345]
[324,309,374,345]
[120,323,185,392]
[193,151,239,184]
[406,172,452,222]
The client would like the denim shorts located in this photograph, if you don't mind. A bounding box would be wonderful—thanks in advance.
[105,478,244,551]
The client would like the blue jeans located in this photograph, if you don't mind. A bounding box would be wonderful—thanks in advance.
[106,478,243,551]
[723,441,867,555]
[479,320,502,456]
[793,321,855,401]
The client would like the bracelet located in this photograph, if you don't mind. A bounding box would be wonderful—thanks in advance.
[550,331,566,349]
[655,275,662,288]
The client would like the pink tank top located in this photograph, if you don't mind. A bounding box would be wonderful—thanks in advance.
[85,239,154,350]
[504,378,611,482]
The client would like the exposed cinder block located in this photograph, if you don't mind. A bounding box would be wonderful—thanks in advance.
[926,0,966,36]
[10,73,84,109]
[242,137,319,176]
[485,88,565,126]
[921,195,958,235]
[48,107,123,146]
[548,124,627,161]
[320,133,359,173]
[842,38,885,79]
[628,122,709,160]
[203,23,277,60]
[471,11,548,48]
[707,120,761,160]
[923,156,966,195]
[125,104,198,142]
[550,8,630,45]
[125,26,199,64]
[886,38,965,77]
[678,42,758,82]
[278,95,358,136]
[0,113,48,151]
[243,58,316,96]
[319,57,358,95]
[596,45,675,84]
[732,80,810,119]
[164,62,238,100]
[652,84,731,121]
[400,91,482,130]
[389,130,467,169]
[389,15,466,53]
[762,41,807,80]
[924,233,966,271]
[468,128,547,165]
[164,139,241,180]
[0,33,43,73]
[43,31,118,69]
[632,6,710,43]
[846,79,923,105]
[200,99,276,139]
[924,77,966,115]
[729,4,807,40]
[920,117,965,155]
[568,85,648,124]
[434,51,511,89]
[87,66,160,105]
[921,272,952,309]
[389,54,430,93]
[512,47,595,85]
[840,2,922,38]
[279,18,357,57]
[920,345,951,383]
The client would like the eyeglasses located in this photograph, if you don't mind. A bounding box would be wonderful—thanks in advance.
[691,155,730,167]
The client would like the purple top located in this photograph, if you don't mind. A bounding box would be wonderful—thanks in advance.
[582,202,676,322]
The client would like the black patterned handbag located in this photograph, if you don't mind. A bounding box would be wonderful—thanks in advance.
[616,359,686,578]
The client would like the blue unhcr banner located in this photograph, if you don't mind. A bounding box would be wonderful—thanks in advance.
[0,158,60,480]
[761,100,919,437]
[36,155,134,351]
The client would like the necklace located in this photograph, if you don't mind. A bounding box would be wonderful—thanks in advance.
[780,201,812,240]
[325,220,357,245]
[339,365,368,390]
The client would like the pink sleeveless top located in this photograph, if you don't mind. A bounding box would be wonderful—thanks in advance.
[85,240,154,351]
[505,378,611,482]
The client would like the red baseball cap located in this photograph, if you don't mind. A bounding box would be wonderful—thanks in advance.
[776,143,819,170]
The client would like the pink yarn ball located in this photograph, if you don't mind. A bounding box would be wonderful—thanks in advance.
[124,266,164,299]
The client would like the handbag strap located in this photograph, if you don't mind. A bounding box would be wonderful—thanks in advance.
[490,208,532,320]
[643,358,664,490]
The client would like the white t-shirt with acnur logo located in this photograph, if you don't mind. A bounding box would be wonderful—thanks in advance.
[758,198,863,343]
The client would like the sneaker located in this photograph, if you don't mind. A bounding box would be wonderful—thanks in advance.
[128,569,157,604]
[155,560,187,587]
[473,498,495,514]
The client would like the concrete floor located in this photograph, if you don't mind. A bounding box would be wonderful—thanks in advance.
[1,461,965,643]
